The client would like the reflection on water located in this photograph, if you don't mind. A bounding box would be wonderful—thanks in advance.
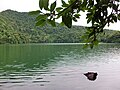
[0,43,120,90]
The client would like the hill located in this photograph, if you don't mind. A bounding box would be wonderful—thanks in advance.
[0,10,120,44]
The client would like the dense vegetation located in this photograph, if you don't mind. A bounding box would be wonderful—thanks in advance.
[34,0,120,47]
[0,10,120,44]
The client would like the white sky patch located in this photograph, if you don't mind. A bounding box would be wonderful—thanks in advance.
[0,0,39,12]
[73,12,120,31]
[0,0,120,30]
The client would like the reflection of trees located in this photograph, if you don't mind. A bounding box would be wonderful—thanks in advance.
[0,44,81,72]
[1,44,119,73]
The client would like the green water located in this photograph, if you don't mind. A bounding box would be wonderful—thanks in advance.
[0,43,120,90]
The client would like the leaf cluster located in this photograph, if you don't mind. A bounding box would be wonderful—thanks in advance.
[30,0,120,48]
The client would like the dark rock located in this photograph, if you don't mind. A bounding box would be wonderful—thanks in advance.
[84,72,98,81]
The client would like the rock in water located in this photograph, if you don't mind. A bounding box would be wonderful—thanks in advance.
[84,72,98,81]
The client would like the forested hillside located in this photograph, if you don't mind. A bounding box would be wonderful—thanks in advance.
[0,10,120,44]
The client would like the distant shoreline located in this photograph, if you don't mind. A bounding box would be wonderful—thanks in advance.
[0,43,120,46]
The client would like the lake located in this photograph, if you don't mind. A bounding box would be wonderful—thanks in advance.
[0,43,120,90]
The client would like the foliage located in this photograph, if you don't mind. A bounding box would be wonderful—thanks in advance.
[0,10,85,44]
[0,10,120,44]
[0,14,29,44]
[30,0,120,48]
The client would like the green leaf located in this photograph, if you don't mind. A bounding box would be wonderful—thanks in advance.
[112,15,117,22]
[88,31,94,38]
[39,0,49,10]
[89,0,94,7]
[36,15,47,21]
[73,17,77,22]
[39,0,44,9]
[74,14,80,18]
[86,13,93,23]
[62,14,72,28]
[29,10,41,15]
[56,7,63,12]
[50,1,56,12]
[47,19,56,27]
[87,18,91,23]
[43,0,49,10]
[82,0,87,7]
[60,22,65,26]
[36,19,46,26]
[118,14,120,20]
[93,39,99,45]
[61,0,68,7]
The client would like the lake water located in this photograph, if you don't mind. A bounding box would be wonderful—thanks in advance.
[0,43,120,90]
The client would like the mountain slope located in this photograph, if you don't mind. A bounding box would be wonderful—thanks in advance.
[0,10,120,44]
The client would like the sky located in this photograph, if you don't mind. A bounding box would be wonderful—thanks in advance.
[0,0,120,30]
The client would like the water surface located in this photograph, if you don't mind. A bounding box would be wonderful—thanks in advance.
[0,43,120,90]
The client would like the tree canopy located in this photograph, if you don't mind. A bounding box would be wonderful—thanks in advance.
[0,10,120,44]
[30,0,120,48]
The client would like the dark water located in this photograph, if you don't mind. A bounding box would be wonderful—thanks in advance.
[0,43,120,90]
